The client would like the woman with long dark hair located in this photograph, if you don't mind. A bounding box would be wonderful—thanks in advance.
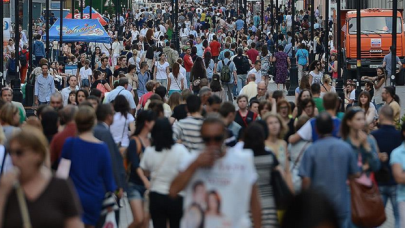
[140,118,188,228]
[126,110,157,228]
[204,51,215,81]
[190,57,207,94]
[110,95,135,152]
[258,45,271,86]
[210,74,226,102]
[341,108,380,205]
[358,91,377,129]
[292,89,312,118]
[167,62,185,96]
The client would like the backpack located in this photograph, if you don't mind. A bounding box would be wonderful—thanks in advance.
[19,51,27,66]
[220,60,232,82]
[124,136,143,174]
[241,56,251,73]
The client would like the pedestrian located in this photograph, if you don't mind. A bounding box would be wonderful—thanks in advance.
[382,86,401,124]
[235,95,258,128]
[167,62,185,96]
[362,67,386,110]
[75,89,89,106]
[308,60,323,85]
[110,95,135,153]
[0,126,83,228]
[170,116,262,228]
[190,57,207,94]
[140,118,188,228]
[61,106,117,227]
[104,78,136,115]
[295,43,309,81]
[244,122,280,227]
[271,45,290,91]
[172,94,205,152]
[372,105,402,228]
[358,91,377,129]
[216,51,237,101]
[154,52,170,88]
[33,34,45,67]
[126,110,157,228]
[300,112,360,228]
[382,47,402,86]
[34,64,56,105]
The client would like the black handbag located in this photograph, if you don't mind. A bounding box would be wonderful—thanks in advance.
[270,162,294,210]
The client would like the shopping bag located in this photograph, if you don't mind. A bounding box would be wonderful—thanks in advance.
[102,211,117,228]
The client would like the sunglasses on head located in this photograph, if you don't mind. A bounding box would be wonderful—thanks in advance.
[202,135,224,143]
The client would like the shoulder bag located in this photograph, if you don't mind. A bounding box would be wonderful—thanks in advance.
[270,156,294,210]
[350,153,386,227]
[16,184,32,228]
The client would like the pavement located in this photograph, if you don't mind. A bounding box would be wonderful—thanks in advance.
[117,83,405,228]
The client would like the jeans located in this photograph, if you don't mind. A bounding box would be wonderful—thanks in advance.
[298,64,304,81]
[379,185,399,228]
[186,72,191,89]
[400,201,405,228]
[149,192,183,228]
[223,83,234,102]
[237,74,247,94]
[52,49,59,61]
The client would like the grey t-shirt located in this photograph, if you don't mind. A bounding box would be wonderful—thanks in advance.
[299,137,359,217]
[383,53,401,75]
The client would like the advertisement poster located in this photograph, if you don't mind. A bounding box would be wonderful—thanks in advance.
[3,18,11,50]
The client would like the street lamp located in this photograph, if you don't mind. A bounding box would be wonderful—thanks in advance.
[336,0,345,111]
[392,0,398,86]
[355,0,362,101]
[287,0,298,96]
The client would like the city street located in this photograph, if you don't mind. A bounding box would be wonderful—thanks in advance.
[115,83,405,228]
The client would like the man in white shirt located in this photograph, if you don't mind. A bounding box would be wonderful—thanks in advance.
[104,78,136,115]
[170,117,262,228]
[345,81,356,105]
[61,75,79,106]
[240,74,257,100]
[140,24,148,37]
[112,37,122,67]
[79,60,92,89]
[248,60,263,84]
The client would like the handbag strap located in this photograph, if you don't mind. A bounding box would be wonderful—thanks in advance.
[291,142,310,171]
[16,185,32,228]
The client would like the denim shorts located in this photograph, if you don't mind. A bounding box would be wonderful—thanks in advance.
[81,79,90,87]
[127,182,146,201]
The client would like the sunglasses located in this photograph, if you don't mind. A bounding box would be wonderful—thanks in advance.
[9,148,26,157]
[202,135,224,143]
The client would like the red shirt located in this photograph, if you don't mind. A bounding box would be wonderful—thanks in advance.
[183,54,193,72]
[50,122,77,165]
[140,92,154,107]
[209,40,221,57]
[246,49,259,64]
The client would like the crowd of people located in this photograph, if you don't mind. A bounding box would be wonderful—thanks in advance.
[0,1,405,228]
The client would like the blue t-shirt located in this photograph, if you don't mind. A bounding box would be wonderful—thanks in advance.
[296,48,309,65]
[236,19,244,31]
[390,142,405,202]
[299,137,359,216]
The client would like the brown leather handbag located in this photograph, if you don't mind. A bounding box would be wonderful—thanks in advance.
[350,175,386,227]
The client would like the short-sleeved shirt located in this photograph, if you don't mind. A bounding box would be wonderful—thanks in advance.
[299,137,359,216]
[310,71,323,84]
[98,67,113,84]
[169,73,185,91]
[383,54,401,75]
[4,178,82,227]
[313,97,324,112]
[390,142,405,202]
[103,86,136,109]
[296,49,309,66]
[179,148,258,227]
[172,116,204,152]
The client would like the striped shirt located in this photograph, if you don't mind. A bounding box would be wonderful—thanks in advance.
[172,116,204,152]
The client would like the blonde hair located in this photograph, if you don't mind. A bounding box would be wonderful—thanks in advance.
[0,103,19,126]
[75,106,96,133]
[262,112,288,139]
[323,74,331,84]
